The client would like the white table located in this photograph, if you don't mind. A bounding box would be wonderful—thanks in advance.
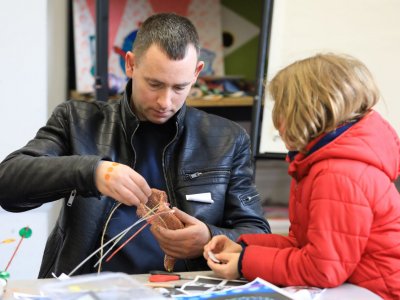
[1,271,381,299]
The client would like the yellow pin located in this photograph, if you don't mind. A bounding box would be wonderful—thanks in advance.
[0,238,15,244]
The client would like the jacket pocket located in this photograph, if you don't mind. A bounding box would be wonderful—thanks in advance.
[180,168,231,186]
[174,169,231,222]
[239,190,260,206]
[177,168,231,202]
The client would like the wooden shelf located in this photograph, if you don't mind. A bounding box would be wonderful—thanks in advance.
[186,96,253,107]
[70,90,120,101]
[70,90,253,108]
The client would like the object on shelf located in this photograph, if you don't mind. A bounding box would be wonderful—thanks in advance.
[70,90,254,108]
[189,76,254,100]
[70,90,122,101]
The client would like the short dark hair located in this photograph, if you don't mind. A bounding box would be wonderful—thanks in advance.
[132,13,200,61]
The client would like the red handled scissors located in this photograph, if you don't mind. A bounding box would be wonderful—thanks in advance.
[148,270,192,282]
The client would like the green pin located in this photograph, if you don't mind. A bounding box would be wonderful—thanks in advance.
[19,227,32,239]
[4,226,33,273]
[0,271,10,280]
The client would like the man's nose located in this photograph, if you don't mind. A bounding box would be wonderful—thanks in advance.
[157,89,173,110]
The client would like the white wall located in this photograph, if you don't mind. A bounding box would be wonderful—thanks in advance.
[260,0,400,153]
[0,0,67,279]
[0,1,47,159]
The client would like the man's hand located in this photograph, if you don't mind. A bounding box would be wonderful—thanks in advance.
[95,161,151,206]
[150,207,211,259]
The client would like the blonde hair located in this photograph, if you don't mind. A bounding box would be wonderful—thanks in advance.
[269,53,380,153]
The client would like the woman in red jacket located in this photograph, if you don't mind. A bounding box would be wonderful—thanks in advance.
[204,53,400,299]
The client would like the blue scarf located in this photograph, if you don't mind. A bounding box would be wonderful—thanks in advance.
[288,120,358,161]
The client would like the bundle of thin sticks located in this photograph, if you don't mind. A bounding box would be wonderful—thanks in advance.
[67,189,184,277]
[137,188,184,272]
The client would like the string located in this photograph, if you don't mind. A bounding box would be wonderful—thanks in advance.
[104,207,175,262]
[93,206,170,269]
[68,203,168,276]
[105,222,149,262]
[94,203,162,270]
[68,217,147,276]
[97,202,121,273]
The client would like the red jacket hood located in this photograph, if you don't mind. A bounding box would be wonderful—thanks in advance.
[288,111,400,181]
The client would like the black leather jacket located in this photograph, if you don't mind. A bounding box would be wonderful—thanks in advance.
[0,85,270,278]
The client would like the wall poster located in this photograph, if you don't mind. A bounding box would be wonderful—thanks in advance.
[73,0,224,94]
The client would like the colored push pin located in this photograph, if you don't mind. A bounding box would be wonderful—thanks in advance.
[0,238,15,245]
[0,271,9,280]
[2,226,32,275]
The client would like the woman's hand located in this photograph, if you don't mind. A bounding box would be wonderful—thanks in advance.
[206,251,241,280]
[203,235,243,280]
[204,235,242,258]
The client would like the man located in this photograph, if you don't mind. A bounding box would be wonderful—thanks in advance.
[0,13,270,278]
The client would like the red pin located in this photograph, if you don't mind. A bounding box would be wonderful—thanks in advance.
[3,226,32,273]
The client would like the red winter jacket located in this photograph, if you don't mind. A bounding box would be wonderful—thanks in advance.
[239,111,400,299]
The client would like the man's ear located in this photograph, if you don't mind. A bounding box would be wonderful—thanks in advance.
[193,61,205,81]
[125,51,135,78]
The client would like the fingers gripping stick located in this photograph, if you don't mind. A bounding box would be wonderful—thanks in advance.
[208,251,221,264]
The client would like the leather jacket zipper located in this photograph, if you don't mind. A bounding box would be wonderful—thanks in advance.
[187,172,202,179]
[245,193,259,202]
[185,170,230,180]
[67,189,77,207]
[130,123,140,169]
[161,120,188,270]
[130,120,178,205]
[162,121,179,207]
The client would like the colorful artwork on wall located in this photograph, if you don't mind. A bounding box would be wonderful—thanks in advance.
[73,0,224,93]
[220,0,262,81]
